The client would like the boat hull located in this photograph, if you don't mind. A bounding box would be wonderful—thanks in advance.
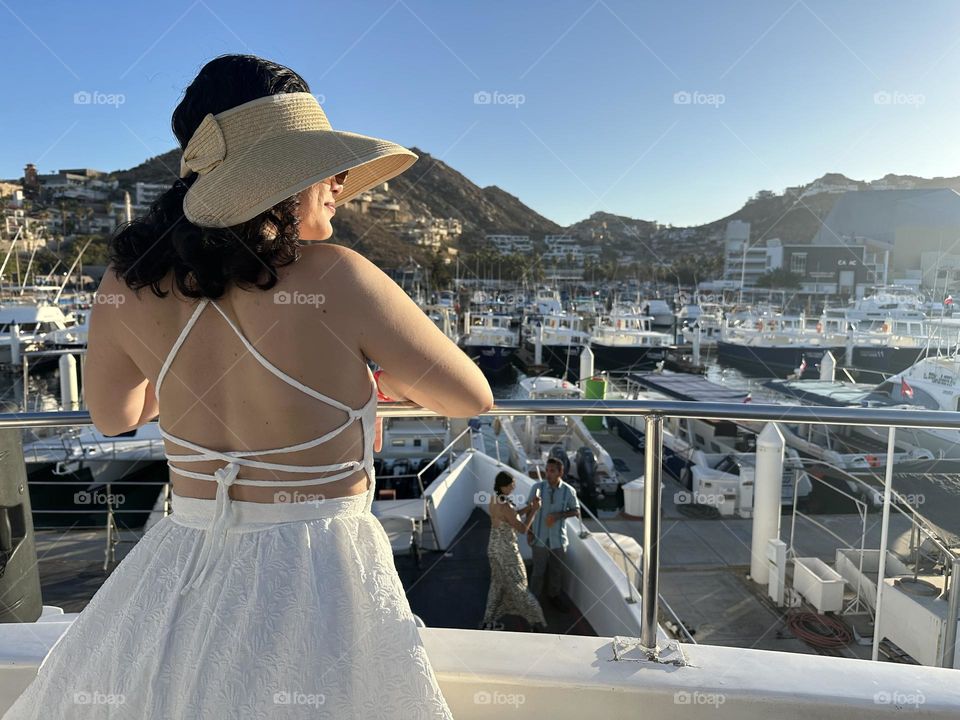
[589,343,667,373]
[522,340,584,380]
[717,341,843,379]
[460,343,516,375]
[847,344,958,381]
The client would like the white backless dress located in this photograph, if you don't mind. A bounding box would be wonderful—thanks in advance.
[2,297,454,719]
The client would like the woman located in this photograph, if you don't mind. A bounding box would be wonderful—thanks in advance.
[2,54,492,719]
[481,472,548,632]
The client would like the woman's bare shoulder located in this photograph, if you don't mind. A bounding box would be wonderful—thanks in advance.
[299,243,375,278]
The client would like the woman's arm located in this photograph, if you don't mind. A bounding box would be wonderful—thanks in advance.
[340,246,494,417]
[503,499,539,533]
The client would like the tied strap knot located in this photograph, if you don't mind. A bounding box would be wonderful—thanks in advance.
[179,461,241,595]
[178,112,227,178]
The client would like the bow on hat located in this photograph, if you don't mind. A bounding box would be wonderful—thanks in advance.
[178,113,227,178]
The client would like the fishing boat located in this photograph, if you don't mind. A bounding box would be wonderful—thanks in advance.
[520,313,591,380]
[717,311,843,379]
[458,310,519,376]
[588,309,672,372]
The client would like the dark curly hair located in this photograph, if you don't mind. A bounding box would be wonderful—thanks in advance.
[108,54,311,300]
[493,471,515,497]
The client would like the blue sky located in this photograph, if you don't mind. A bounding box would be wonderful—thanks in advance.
[2,0,959,227]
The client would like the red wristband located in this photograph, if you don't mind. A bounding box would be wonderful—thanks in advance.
[373,369,396,402]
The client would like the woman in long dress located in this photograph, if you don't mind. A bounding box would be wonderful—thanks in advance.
[2,54,493,720]
[481,472,548,632]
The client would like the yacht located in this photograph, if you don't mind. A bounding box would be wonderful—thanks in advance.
[39,308,89,354]
[21,422,168,529]
[0,302,72,367]
[609,371,813,508]
[458,311,519,376]
[639,298,674,329]
[677,302,723,347]
[871,355,960,459]
[588,309,673,372]
[422,303,459,344]
[494,376,621,513]
[520,313,591,380]
[718,311,843,379]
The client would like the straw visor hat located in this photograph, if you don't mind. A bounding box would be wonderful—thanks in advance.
[178,92,418,228]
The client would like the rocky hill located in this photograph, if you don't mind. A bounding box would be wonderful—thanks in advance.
[107,146,561,266]
[104,153,960,266]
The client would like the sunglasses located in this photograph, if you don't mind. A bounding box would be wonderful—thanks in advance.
[329,170,349,187]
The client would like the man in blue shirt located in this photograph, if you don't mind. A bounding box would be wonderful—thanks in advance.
[526,457,581,612]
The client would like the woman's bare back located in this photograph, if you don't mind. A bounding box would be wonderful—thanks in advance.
[98,243,493,503]
[114,245,372,501]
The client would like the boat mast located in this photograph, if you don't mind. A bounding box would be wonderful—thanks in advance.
[0,226,22,301]
[54,236,94,305]
[18,244,39,296]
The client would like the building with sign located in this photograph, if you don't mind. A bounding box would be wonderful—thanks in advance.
[811,188,960,290]
[780,244,881,298]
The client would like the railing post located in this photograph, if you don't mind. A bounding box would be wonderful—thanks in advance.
[943,558,960,669]
[872,426,897,662]
[0,426,42,622]
[641,414,663,651]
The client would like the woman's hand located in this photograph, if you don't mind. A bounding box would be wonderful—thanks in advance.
[529,494,541,512]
